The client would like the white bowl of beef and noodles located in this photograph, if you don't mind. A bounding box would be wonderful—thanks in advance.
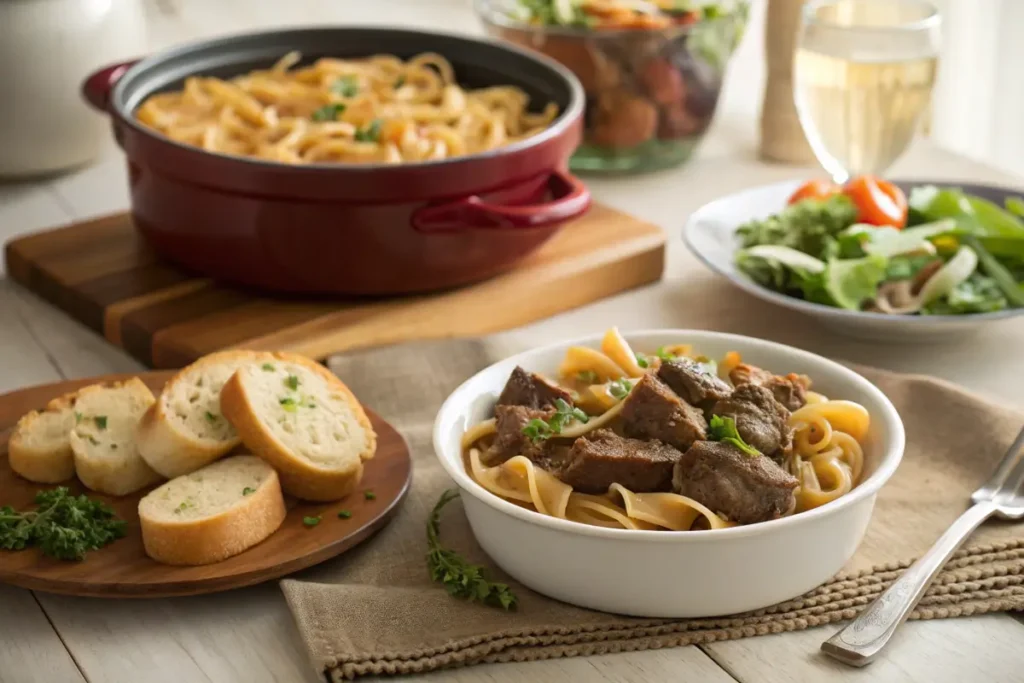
[433,329,904,617]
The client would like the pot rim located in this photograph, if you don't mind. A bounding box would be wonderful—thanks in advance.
[107,25,586,174]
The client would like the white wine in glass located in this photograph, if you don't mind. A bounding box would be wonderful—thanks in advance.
[794,0,941,182]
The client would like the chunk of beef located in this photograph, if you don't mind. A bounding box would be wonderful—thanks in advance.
[657,357,732,405]
[620,374,707,451]
[712,384,791,457]
[497,366,573,409]
[488,405,568,471]
[559,429,682,494]
[673,440,798,525]
[729,363,810,412]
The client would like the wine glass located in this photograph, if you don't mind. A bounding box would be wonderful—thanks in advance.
[793,0,941,183]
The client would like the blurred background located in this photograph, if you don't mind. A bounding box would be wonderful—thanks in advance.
[2,0,1017,176]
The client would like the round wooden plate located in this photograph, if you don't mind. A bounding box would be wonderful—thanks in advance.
[0,372,412,598]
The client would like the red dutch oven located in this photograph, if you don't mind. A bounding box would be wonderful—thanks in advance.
[83,27,589,295]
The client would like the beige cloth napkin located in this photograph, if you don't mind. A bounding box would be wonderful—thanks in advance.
[281,339,1024,682]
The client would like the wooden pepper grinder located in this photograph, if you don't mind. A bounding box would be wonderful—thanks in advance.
[760,0,817,164]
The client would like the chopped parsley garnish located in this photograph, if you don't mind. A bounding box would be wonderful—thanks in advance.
[94,416,108,430]
[338,510,352,519]
[427,489,516,610]
[521,398,589,442]
[205,411,217,423]
[364,490,376,501]
[242,487,255,496]
[354,119,382,142]
[635,353,649,369]
[331,75,359,97]
[655,346,677,361]
[74,412,83,424]
[394,76,406,88]
[262,363,275,372]
[708,415,760,457]
[0,487,127,561]
[576,370,599,384]
[303,516,321,527]
[174,500,194,514]
[280,397,298,413]
[609,378,635,400]
[87,436,100,446]
[311,103,346,122]
[284,375,300,391]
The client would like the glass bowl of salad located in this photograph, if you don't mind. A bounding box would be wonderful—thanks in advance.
[476,0,748,174]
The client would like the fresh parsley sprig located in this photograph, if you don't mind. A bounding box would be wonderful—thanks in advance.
[608,378,634,400]
[330,75,359,97]
[708,415,760,457]
[427,489,516,610]
[521,398,588,442]
[654,346,677,361]
[0,487,126,561]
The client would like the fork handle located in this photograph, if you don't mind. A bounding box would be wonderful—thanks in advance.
[821,500,998,666]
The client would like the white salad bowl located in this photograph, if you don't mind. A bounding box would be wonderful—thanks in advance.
[433,330,905,618]
[683,179,1024,342]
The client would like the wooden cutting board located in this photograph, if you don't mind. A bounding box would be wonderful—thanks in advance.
[0,372,411,598]
[5,205,665,369]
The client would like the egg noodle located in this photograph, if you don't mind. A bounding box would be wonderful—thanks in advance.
[462,328,870,531]
[135,52,559,164]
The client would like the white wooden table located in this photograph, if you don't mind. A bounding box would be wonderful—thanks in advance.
[2,2,1023,682]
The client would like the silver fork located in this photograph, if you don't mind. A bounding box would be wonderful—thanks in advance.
[821,424,1024,666]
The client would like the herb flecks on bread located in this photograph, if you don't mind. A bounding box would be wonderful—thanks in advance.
[138,455,286,565]
[136,351,273,479]
[220,353,376,502]
[70,378,161,496]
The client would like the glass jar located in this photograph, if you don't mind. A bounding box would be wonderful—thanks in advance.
[477,0,749,174]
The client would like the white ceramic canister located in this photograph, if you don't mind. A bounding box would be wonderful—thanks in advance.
[0,0,147,177]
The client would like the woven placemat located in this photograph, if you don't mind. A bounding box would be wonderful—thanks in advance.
[281,338,1024,681]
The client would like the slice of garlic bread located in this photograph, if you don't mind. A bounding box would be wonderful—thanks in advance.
[8,390,80,484]
[70,378,162,496]
[220,353,376,502]
[136,350,271,479]
[138,455,286,566]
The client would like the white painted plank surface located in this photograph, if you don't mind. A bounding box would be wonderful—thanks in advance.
[0,586,85,683]
[703,615,1024,683]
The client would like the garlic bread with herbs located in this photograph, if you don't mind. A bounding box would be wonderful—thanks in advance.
[138,455,286,566]
[136,350,272,479]
[8,390,81,484]
[70,378,162,496]
[220,353,376,502]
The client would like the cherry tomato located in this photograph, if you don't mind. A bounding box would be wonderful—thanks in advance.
[843,176,908,228]
[787,179,841,205]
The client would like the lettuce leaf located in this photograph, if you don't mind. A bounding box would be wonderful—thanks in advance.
[736,195,859,261]
[909,185,1024,239]
[823,255,888,311]
[922,274,1008,315]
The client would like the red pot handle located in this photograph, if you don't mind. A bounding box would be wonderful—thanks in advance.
[412,169,591,233]
[82,60,140,112]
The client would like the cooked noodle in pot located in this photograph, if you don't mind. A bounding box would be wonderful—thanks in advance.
[136,52,559,164]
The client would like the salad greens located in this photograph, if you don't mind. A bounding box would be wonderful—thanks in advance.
[734,183,1024,316]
